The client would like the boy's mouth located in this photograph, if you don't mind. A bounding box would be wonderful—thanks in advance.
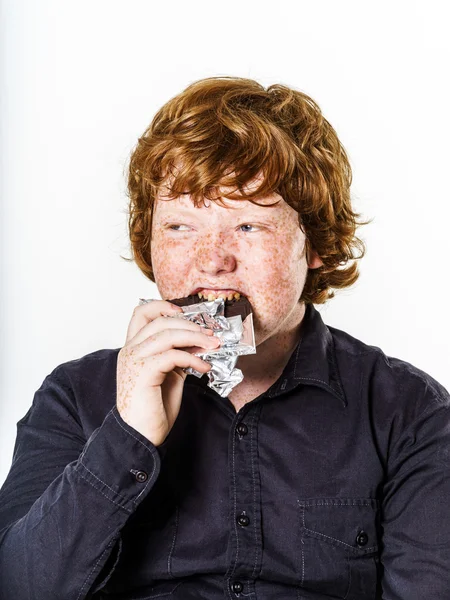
[190,288,245,301]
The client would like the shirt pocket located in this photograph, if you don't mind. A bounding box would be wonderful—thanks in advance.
[297,497,380,600]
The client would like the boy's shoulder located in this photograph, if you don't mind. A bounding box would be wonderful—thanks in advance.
[328,322,449,415]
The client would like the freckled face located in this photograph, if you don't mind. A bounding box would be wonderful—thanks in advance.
[150,193,310,346]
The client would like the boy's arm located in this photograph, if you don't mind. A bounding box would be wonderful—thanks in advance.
[380,382,450,599]
[0,366,162,600]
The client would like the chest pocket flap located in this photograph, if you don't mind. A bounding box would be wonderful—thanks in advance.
[298,497,380,600]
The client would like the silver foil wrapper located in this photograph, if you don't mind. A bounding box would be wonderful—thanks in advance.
[174,298,256,397]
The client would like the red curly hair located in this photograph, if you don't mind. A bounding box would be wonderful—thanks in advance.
[123,76,370,304]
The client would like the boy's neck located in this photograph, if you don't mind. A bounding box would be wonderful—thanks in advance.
[237,301,306,385]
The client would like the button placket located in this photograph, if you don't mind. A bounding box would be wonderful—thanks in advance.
[227,407,263,591]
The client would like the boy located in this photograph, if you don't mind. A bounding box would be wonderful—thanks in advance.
[1,76,449,599]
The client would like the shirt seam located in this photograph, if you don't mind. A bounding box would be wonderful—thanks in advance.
[78,459,132,507]
[76,539,116,600]
[77,468,131,514]
[387,398,450,463]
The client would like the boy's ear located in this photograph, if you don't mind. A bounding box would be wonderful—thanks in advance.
[305,241,324,269]
[308,250,324,269]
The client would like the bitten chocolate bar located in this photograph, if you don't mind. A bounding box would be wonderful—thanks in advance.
[169,293,253,320]
[166,293,255,397]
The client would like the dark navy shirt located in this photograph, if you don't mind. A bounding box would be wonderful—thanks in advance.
[1,303,449,599]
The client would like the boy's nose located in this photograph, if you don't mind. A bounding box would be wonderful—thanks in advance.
[195,245,237,275]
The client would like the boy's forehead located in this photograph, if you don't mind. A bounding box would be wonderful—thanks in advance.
[155,170,285,214]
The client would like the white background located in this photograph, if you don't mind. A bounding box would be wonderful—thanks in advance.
[1,0,449,485]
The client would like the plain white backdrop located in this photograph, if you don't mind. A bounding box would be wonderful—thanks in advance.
[1,0,449,485]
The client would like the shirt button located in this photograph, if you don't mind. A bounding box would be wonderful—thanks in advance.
[356,530,369,546]
[134,470,148,483]
[236,423,248,436]
[237,513,250,527]
[231,581,243,594]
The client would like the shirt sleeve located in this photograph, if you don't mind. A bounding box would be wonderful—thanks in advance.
[380,379,450,599]
[0,365,163,600]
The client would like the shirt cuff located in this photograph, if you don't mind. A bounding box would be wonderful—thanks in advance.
[76,405,162,513]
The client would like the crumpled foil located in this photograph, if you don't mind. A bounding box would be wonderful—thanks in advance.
[174,297,256,397]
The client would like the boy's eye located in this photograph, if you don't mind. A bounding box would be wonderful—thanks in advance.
[166,224,260,233]
[239,224,259,233]
[167,224,191,231]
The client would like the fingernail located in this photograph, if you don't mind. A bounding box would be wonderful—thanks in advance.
[169,304,183,311]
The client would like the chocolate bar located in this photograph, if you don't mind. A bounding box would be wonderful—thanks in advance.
[167,293,256,396]
[168,293,252,320]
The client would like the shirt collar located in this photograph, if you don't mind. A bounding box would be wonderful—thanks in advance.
[192,303,347,407]
[267,303,347,407]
